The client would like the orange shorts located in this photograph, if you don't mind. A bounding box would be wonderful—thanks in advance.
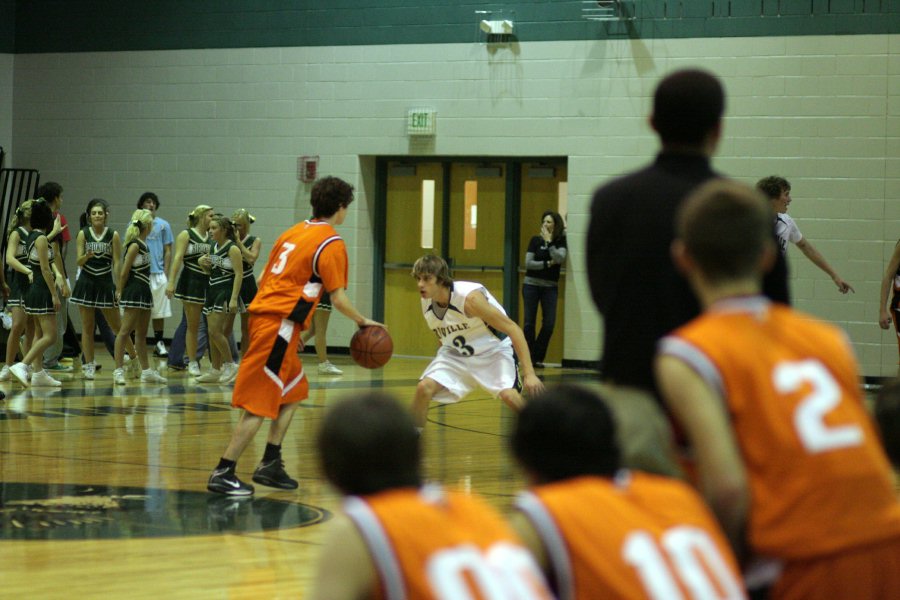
[232,314,308,419]
[771,536,900,600]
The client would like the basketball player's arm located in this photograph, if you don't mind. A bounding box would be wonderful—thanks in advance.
[655,354,749,559]
[879,241,900,329]
[165,231,188,298]
[309,515,377,600]
[794,238,854,294]
[508,511,550,573]
[464,292,544,397]
[329,287,384,329]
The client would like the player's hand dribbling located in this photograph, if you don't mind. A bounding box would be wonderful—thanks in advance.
[358,318,386,329]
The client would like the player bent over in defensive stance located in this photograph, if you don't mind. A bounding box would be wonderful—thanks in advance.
[509,384,745,599]
[207,176,382,496]
[411,254,544,432]
[656,180,900,599]
[310,392,552,599]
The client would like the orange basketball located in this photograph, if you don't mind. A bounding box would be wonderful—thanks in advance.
[350,326,393,369]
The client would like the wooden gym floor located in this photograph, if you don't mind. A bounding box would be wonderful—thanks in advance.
[0,354,596,598]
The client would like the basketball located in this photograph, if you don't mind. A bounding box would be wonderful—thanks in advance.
[350,326,393,369]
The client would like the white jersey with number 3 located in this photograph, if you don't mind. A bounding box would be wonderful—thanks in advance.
[422,281,512,357]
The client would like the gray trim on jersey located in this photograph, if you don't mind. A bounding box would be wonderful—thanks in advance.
[343,496,406,600]
[657,336,724,398]
[311,234,342,280]
[515,491,574,600]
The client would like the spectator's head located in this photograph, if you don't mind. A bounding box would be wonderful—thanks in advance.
[755,176,791,201]
[541,210,566,243]
[317,393,421,496]
[30,198,55,232]
[875,380,900,467]
[411,254,454,289]
[675,179,775,285]
[36,181,63,210]
[311,176,354,220]
[511,384,620,484]
[138,192,160,213]
[651,69,725,149]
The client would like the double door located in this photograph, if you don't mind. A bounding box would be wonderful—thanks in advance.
[381,159,567,361]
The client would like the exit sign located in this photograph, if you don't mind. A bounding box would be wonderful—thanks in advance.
[407,108,436,136]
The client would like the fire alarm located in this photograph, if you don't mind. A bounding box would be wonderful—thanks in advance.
[298,156,319,183]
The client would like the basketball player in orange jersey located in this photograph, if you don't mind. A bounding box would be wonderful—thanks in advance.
[509,384,745,600]
[310,392,552,600]
[655,180,900,599]
[411,254,544,432]
[207,177,383,496]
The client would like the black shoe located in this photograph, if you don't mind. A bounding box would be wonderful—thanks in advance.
[207,468,255,496]
[252,459,299,490]
[167,362,188,371]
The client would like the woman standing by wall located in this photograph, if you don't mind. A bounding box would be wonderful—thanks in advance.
[521,210,567,368]
[197,214,243,383]
[232,209,260,354]
[115,210,166,385]
[1,201,35,381]
[166,204,213,376]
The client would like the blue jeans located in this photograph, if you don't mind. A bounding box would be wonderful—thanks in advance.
[522,283,558,365]
[167,310,238,367]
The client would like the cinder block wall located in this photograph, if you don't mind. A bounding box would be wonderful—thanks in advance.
[7,32,899,376]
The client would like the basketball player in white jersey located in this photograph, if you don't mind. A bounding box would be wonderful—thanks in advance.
[411,255,544,432]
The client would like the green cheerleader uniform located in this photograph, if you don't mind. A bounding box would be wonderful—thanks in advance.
[237,234,258,312]
[23,230,57,315]
[203,240,244,315]
[6,226,31,308]
[119,239,153,309]
[70,226,116,308]
[174,228,210,304]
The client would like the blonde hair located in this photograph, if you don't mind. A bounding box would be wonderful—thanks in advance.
[231,208,256,228]
[125,209,154,245]
[8,199,34,236]
[187,204,213,227]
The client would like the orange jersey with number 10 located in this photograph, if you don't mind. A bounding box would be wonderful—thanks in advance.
[249,219,348,325]
[660,296,900,561]
[344,485,552,600]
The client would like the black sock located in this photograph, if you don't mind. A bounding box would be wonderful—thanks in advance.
[262,443,281,463]
[154,330,164,344]
[216,458,236,472]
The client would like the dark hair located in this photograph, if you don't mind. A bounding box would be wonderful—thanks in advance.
[317,393,421,496]
[30,199,55,233]
[310,176,354,219]
[80,198,110,229]
[677,179,773,283]
[651,69,725,146]
[209,213,238,243]
[411,254,453,288]
[875,380,900,467]
[36,181,63,206]
[755,176,791,200]
[138,191,160,210]
[541,210,566,244]
[511,384,620,483]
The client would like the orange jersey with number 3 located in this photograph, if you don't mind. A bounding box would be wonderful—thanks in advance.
[344,486,552,600]
[516,473,745,600]
[660,297,900,561]
[249,219,347,325]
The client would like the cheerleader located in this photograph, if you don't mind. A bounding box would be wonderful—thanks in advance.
[166,204,213,376]
[114,210,166,385]
[231,209,261,354]
[69,199,135,379]
[196,214,243,383]
[1,201,36,381]
[9,200,64,387]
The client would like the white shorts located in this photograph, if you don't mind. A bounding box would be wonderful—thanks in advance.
[150,272,172,319]
[420,342,520,403]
